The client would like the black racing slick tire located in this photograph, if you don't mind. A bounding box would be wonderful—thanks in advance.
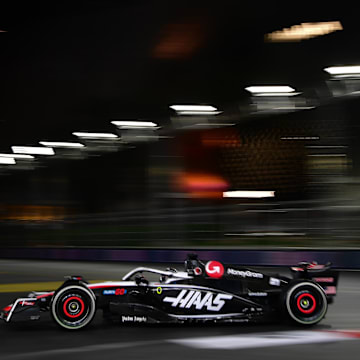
[284,281,328,326]
[51,285,96,330]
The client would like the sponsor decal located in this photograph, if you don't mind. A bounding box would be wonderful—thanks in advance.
[103,288,127,295]
[103,289,116,295]
[163,290,232,311]
[324,286,337,295]
[248,292,267,297]
[313,277,334,283]
[269,277,281,286]
[121,315,147,323]
[205,261,224,278]
[243,307,263,313]
[227,268,263,279]
[21,301,35,306]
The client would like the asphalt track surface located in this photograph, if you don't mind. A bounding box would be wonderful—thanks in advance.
[0,259,360,360]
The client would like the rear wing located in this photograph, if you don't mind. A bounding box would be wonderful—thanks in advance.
[291,262,339,298]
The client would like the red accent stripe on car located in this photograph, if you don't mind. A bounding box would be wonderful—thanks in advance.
[3,305,12,312]
[88,284,125,289]
[313,277,334,283]
[36,292,54,299]
[291,267,304,272]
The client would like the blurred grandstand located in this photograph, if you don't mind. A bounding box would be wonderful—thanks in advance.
[1,97,359,249]
[1,3,360,249]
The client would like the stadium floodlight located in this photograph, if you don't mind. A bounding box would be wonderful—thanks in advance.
[265,21,343,42]
[170,105,218,112]
[306,145,347,148]
[223,190,275,198]
[39,141,85,148]
[253,92,301,97]
[0,153,34,159]
[245,86,295,94]
[111,121,158,128]
[273,106,315,110]
[11,146,55,156]
[323,66,360,76]
[308,154,347,157]
[0,157,16,165]
[281,136,319,140]
[176,111,223,115]
[193,123,234,126]
[72,132,118,139]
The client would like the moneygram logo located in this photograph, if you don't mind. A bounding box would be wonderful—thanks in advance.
[163,289,232,311]
[205,261,224,278]
[227,268,263,278]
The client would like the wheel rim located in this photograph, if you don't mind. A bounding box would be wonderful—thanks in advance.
[296,293,316,314]
[286,282,327,325]
[63,296,85,318]
[51,286,95,330]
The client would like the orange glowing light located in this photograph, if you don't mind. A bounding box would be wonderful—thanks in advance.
[174,173,229,199]
[265,21,342,42]
[0,205,65,221]
[152,17,208,59]
[201,129,241,147]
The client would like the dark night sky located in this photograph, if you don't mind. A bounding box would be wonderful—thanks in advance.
[0,1,357,151]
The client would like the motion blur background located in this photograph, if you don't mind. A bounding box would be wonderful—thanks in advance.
[1,1,359,249]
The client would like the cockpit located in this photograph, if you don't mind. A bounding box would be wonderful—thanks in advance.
[121,254,205,285]
[122,266,193,284]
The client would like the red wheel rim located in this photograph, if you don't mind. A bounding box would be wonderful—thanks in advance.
[297,293,316,314]
[63,296,85,318]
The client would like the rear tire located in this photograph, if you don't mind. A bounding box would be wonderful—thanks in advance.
[51,285,96,330]
[284,281,327,326]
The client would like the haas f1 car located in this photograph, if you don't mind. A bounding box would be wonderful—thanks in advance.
[0,254,338,330]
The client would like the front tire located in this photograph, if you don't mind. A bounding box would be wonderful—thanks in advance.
[285,281,327,326]
[51,285,96,330]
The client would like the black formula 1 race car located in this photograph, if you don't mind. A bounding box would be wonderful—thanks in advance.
[0,254,339,330]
